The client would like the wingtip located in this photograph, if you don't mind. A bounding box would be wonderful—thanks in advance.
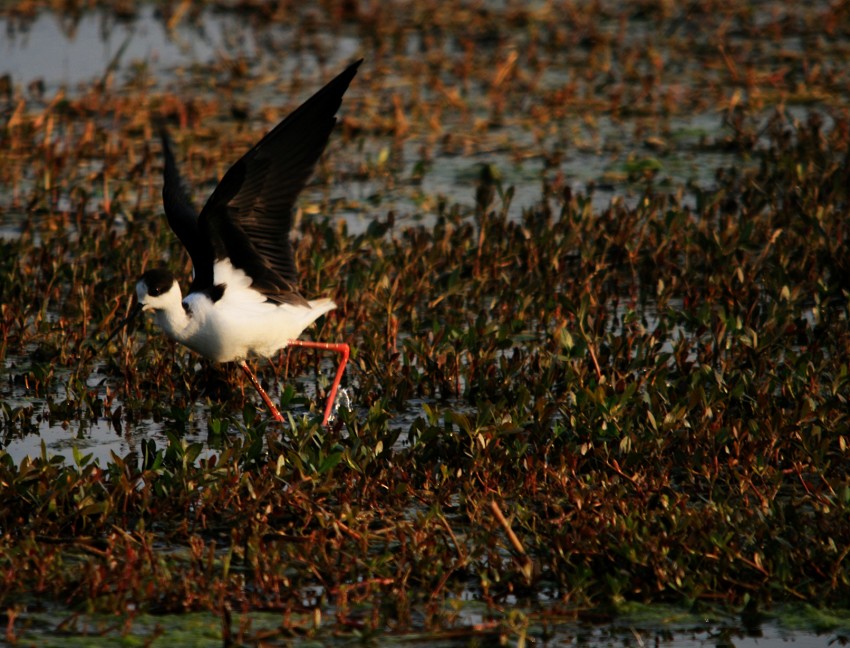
[331,58,363,92]
[331,58,363,88]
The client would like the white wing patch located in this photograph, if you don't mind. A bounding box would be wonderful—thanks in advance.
[212,259,266,306]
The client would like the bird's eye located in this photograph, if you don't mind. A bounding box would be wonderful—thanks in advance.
[182,301,190,314]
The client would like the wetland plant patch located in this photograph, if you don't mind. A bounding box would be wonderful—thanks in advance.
[1,0,850,643]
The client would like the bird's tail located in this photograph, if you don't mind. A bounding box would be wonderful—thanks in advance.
[308,298,337,317]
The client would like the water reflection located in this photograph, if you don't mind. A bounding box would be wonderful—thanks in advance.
[1,6,220,90]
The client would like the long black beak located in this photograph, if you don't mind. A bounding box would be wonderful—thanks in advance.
[100,301,144,351]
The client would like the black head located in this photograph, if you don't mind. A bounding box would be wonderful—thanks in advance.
[140,268,177,297]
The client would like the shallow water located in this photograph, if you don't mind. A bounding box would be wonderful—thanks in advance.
[10,605,849,647]
[1,351,338,466]
[2,6,220,89]
[0,4,762,240]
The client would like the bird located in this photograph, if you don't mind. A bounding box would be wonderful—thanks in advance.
[110,60,361,426]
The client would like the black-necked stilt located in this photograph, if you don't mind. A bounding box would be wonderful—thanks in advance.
[114,60,360,426]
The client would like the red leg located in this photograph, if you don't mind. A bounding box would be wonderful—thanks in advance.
[287,340,350,426]
[238,360,284,423]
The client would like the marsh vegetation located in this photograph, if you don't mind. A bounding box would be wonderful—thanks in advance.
[1,1,849,644]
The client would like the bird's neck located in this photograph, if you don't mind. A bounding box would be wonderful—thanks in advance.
[151,288,193,344]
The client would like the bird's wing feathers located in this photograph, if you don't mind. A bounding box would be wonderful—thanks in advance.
[197,59,362,298]
[159,127,215,292]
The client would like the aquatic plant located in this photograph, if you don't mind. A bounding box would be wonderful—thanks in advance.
[1,0,849,643]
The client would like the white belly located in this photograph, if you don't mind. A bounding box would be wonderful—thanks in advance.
[179,296,336,363]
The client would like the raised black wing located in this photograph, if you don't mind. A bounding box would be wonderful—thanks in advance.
[198,59,362,298]
[159,126,215,293]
